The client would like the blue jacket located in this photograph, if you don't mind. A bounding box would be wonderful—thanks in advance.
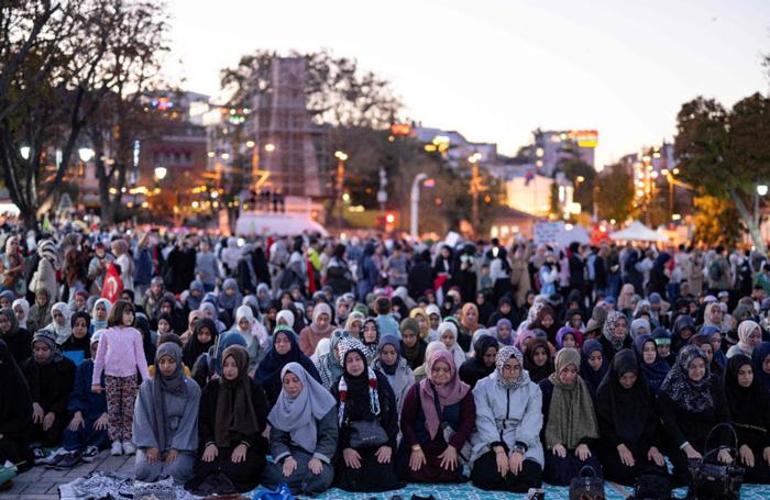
[67,359,107,420]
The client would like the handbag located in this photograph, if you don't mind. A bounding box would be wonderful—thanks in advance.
[348,419,389,449]
[687,423,745,500]
[631,473,671,499]
[569,465,605,500]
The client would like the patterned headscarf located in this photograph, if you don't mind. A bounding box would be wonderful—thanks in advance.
[602,311,628,350]
[495,345,528,390]
[660,345,713,412]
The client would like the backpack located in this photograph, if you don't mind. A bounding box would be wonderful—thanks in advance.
[708,259,723,282]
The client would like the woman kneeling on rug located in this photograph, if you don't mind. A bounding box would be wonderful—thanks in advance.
[332,338,402,492]
[399,349,475,483]
[133,343,200,484]
[189,345,269,493]
[470,346,544,492]
[262,362,337,495]
[539,347,602,485]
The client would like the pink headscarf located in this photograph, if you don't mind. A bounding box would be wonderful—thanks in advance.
[418,349,470,439]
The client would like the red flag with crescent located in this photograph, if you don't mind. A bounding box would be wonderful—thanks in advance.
[101,262,124,304]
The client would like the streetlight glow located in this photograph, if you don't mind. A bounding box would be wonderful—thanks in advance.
[757,184,768,196]
[245,140,255,148]
[154,166,167,180]
[78,148,95,162]
[335,150,348,161]
[20,146,30,160]
[265,143,276,152]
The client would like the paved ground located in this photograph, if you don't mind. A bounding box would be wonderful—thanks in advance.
[1,451,132,499]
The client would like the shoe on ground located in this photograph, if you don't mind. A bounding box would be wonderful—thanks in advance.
[110,441,123,456]
[81,446,100,463]
[121,441,136,455]
[54,452,81,469]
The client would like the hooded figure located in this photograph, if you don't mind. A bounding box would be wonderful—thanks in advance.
[580,339,609,397]
[595,349,667,485]
[436,320,467,373]
[0,306,30,364]
[523,337,554,384]
[599,311,632,364]
[183,318,218,369]
[538,347,601,486]
[633,334,670,396]
[0,339,34,470]
[263,362,338,496]
[314,329,350,390]
[723,354,770,484]
[192,345,269,493]
[469,345,544,493]
[752,342,770,396]
[726,320,761,360]
[373,335,415,417]
[133,343,201,484]
[47,302,73,345]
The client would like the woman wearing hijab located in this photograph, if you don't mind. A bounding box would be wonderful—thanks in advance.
[21,330,76,453]
[470,346,544,493]
[0,339,34,473]
[529,305,558,345]
[539,347,602,486]
[263,362,338,496]
[690,333,724,377]
[437,321,467,373]
[27,288,52,334]
[217,278,242,329]
[555,326,583,350]
[360,318,380,364]
[298,302,333,357]
[182,318,218,369]
[413,340,447,382]
[400,318,427,370]
[374,335,415,417]
[409,308,432,342]
[190,331,246,388]
[315,329,349,390]
[581,339,609,398]
[333,339,401,492]
[495,318,514,346]
[13,297,30,330]
[596,349,667,485]
[459,334,499,389]
[91,298,111,333]
[229,305,266,373]
[524,337,554,384]
[254,325,321,409]
[458,303,480,351]
[753,342,770,396]
[192,345,269,493]
[658,345,732,486]
[598,311,632,364]
[724,355,770,483]
[487,296,518,329]
[47,302,72,345]
[60,311,92,366]
[630,318,651,340]
[133,343,201,484]
[634,334,670,396]
[0,307,30,364]
[399,349,475,483]
[727,320,762,359]
[184,280,205,314]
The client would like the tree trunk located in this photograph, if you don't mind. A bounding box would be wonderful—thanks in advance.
[730,189,767,254]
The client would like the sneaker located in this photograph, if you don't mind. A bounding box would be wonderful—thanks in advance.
[110,441,123,456]
[121,441,136,455]
[32,447,46,464]
[81,446,100,463]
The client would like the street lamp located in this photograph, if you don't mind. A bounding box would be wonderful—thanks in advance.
[410,173,429,240]
[154,166,167,181]
[757,185,768,196]
[264,143,276,153]
[20,146,30,160]
[78,148,95,162]
[334,151,348,229]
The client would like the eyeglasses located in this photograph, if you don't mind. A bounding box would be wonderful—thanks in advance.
[502,364,520,372]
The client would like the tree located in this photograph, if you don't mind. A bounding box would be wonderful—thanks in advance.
[0,0,169,229]
[595,163,634,222]
[674,94,770,253]
[692,195,741,247]
[558,158,596,214]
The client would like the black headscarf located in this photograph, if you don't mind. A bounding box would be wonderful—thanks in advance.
[581,339,609,395]
[724,354,770,432]
[0,339,32,439]
[459,334,499,387]
[134,313,157,365]
[523,337,554,383]
[596,348,652,443]
[215,345,259,447]
[254,326,320,406]
[183,317,218,368]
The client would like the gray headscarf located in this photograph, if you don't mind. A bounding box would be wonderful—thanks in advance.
[152,343,187,451]
[495,345,528,390]
[268,361,336,453]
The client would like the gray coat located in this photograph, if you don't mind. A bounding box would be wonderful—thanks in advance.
[470,372,544,467]
[133,377,201,453]
[374,358,415,417]
[269,408,338,465]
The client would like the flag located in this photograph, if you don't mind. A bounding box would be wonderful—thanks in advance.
[101,262,124,304]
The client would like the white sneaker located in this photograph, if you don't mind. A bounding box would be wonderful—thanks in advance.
[121,441,136,455]
[110,441,123,456]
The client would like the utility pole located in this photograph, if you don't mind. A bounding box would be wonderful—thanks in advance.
[468,152,486,231]
[410,173,428,240]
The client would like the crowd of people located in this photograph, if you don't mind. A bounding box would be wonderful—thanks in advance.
[2,224,770,496]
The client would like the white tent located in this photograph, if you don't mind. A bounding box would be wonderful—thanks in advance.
[235,212,328,237]
[609,221,668,242]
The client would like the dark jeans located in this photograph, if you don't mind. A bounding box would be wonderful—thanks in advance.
[471,451,542,493]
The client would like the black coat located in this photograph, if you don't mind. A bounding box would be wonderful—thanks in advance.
[198,378,269,452]
[21,356,76,417]
[2,327,32,365]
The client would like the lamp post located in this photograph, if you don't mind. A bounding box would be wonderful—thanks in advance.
[334,151,348,229]
[410,173,429,240]
[468,152,484,230]
[756,184,768,233]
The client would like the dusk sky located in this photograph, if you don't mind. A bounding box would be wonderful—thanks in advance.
[166,0,770,168]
